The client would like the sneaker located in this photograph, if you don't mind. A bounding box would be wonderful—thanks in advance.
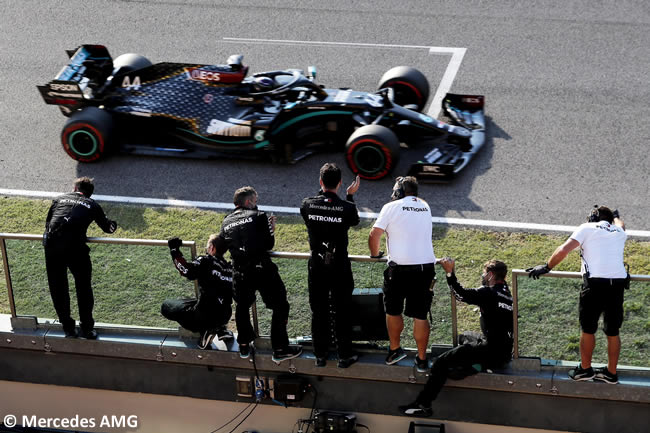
[399,401,433,418]
[594,367,619,384]
[568,364,595,381]
[315,357,327,367]
[80,329,98,340]
[216,327,234,341]
[415,355,428,373]
[198,330,216,350]
[338,354,359,369]
[272,346,303,363]
[385,347,407,365]
[239,343,253,359]
[64,328,78,338]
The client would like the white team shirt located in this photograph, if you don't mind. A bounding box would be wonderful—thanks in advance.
[373,196,436,265]
[570,221,627,278]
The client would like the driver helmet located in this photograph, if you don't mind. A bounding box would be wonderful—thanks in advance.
[253,76,275,92]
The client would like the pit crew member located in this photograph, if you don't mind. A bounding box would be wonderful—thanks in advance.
[527,206,627,384]
[43,177,117,339]
[400,258,513,417]
[163,235,234,349]
[218,186,302,363]
[300,163,360,368]
[368,176,436,369]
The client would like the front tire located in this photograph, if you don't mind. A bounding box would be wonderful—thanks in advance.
[345,125,400,180]
[378,66,430,112]
[61,107,114,162]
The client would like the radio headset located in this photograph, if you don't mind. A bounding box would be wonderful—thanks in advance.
[391,176,406,201]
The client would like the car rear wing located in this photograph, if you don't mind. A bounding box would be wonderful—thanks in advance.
[408,93,486,181]
[37,45,113,113]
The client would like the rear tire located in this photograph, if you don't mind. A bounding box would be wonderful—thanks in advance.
[61,107,114,162]
[378,66,430,112]
[345,125,400,180]
[112,53,152,73]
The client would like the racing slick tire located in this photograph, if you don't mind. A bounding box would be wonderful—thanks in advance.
[378,66,430,112]
[345,125,400,180]
[61,107,115,163]
[112,53,152,73]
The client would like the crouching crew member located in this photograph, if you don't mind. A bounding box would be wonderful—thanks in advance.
[527,206,627,384]
[301,163,361,368]
[43,177,117,339]
[163,235,234,349]
[400,258,513,417]
[218,186,302,363]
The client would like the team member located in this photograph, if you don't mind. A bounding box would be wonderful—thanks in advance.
[527,206,627,384]
[300,163,360,368]
[368,176,436,369]
[218,186,302,363]
[163,235,234,349]
[43,177,117,339]
[400,258,514,417]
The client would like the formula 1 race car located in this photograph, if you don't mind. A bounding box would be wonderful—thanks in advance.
[38,44,485,180]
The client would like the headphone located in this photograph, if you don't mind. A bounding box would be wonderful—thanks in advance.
[391,177,406,201]
[587,205,600,222]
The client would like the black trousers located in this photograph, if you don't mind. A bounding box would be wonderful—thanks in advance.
[308,258,354,359]
[44,244,94,333]
[417,332,512,405]
[233,260,290,351]
[161,298,232,333]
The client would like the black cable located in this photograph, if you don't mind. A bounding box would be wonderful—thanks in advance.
[209,402,253,433]
[356,423,371,433]
[251,344,260,380]
[307,383,318,433]
[306,418,316,433]
[308,383,318,421]
[226,402,258,433]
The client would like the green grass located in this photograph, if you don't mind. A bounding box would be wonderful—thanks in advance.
[1,196,648,366]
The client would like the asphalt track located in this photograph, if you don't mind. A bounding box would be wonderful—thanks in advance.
[1,1,648,229]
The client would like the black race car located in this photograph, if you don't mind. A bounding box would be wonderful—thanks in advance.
[38,44,485,180]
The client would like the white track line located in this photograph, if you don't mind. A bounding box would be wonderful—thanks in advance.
[223,37,465,117]
[427,47,466,118]
[222,37,435,50]
[2,188,648,237]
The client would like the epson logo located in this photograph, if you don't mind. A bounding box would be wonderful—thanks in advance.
[50,83,78,92]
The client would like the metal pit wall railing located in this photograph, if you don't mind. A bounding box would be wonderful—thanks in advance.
[0,233,199,319]
[2,234,467,343]
[510,269,650,359]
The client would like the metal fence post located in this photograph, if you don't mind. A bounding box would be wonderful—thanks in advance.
[1,238,17,318]
[189,241,199,298]
[511,272,519,359]
[252,303,259,336]
[450,292,458,347]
